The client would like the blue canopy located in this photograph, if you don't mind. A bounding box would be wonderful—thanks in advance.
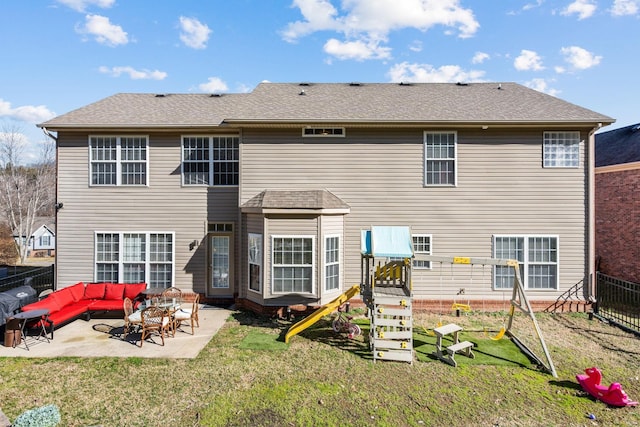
[361,226,414,258]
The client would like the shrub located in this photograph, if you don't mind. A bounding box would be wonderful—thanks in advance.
[12,404,60,427]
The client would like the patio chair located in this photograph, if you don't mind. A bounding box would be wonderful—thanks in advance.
[161,287,182,299]
[123,297,141,340]
[139,306,169,347]
[173,293,200,335]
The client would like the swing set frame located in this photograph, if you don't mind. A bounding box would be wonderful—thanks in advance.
[415,254,558,378]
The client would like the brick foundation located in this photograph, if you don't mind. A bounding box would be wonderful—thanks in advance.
[234,297,593,317]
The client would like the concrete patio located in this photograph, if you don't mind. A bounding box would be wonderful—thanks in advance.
[0,305,233,358]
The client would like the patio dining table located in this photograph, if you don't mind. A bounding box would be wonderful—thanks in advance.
[139,287,167,298]
[137,297,181,337]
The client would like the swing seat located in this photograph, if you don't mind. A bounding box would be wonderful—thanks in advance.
[451,303,471,312]
[487,327,506,341]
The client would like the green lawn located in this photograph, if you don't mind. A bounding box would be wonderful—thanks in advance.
[1,311,639,426]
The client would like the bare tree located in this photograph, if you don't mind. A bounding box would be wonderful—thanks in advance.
[0,123,55,264]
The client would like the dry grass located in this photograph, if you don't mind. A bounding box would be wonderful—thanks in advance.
[1,311,639,426]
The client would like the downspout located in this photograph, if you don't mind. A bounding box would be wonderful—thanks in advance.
[587,123,602,300]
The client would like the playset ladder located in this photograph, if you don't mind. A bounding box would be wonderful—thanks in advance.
[370,285,413,363]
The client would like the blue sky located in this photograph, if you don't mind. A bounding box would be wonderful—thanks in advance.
[1,0,638,163]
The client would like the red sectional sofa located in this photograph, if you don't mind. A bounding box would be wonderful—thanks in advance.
[20,282,147,329]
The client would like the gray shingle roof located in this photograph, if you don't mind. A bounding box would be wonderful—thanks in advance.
[40,82,614,129]
[242,190,349,210]
[40,93,249,128]
[595,123,640,167]
[228,82,614,124]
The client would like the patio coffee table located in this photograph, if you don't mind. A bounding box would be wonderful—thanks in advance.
[11,309,52,350]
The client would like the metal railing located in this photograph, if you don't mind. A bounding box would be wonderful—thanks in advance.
[595,272,640,336]
[544,279,593,313]
[0,264,55,296]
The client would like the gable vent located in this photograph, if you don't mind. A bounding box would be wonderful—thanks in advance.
[303,127,345,137]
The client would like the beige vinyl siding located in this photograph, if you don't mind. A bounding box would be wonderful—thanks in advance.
[56,132,239,293]
[240,128,589,302]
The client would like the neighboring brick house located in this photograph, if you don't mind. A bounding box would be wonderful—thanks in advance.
[595,123,640,284]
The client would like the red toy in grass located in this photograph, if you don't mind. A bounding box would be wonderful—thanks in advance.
[576,367,638,407]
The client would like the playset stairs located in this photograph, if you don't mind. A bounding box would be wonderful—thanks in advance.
[369,286,413,363]
[361,259,414,363]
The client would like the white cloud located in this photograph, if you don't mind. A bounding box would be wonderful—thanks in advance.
[198,77,229,93]
[76,14,128,46]
[179,16,211,49]
[282,0,479,60]
[522,0,544,11]
[524,78,560,96]
[514,49,544,71]
[471,51,489,64]
[282,0,340,41]
[98,66,167,80]
[409,40,423,52]
[611,0,639,15]
[0,99,56,124]
[57,0,115,12]
[387,62,485,83]
[236,83,253,93]
[560,45,602,70]
[324,38,391,60]
[561,0,597,19]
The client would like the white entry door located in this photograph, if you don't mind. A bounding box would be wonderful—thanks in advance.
[209,234,232,291]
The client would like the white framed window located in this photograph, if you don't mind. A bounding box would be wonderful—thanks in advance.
[412,234,432,269]
[272,236,314,294]
[493,235,558,290]
[182,136,239,186]
[89,136,148,186]
[248,233,262,293]
[149,233,174,288]
[39,235,51,246]
[122,233,145,283]
[209,223,233,233]
[324,235,340,291]
[543,131,580,168]
[424,131,456,186]
[95,232,174,287]
[302,127,345,137]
